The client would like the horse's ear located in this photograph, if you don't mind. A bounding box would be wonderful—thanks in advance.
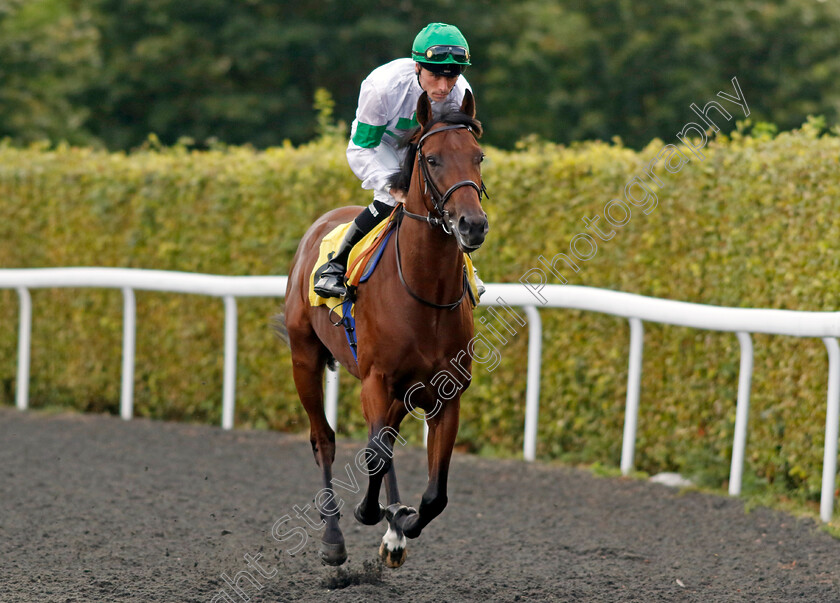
[460,89,476,119]
[416,92,433,127]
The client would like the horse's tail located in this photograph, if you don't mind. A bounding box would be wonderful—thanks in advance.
[270,311,338,371]
[270,313,289,346]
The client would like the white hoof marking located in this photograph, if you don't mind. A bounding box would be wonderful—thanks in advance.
[382,525,406,552]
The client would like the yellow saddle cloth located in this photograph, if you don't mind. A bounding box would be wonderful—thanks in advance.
[309,215,479,319]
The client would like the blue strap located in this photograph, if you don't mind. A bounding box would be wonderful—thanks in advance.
[359,229,394,283]
[341,298,358,362]
[340,224,396,363]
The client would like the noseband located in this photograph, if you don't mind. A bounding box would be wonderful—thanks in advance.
[405,123,489,233]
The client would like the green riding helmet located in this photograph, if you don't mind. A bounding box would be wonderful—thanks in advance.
[411,22,470,77]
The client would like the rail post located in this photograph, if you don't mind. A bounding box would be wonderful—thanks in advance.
[728,331,754,496]
[325,366,339,431]
[821,337,840,522]
[16,287,31,411]
[222,295,238,430]
[523,306,543,461]
[120,287,136,421]
[621,318,644,475]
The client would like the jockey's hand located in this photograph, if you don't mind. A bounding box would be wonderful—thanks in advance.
[389,188,406,204]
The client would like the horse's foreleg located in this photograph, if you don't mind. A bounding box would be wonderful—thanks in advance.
[398,397,460,540]
[378,398,459,568]
[382,398,407,508]
[289,337,346,566]
[353,375,393,526]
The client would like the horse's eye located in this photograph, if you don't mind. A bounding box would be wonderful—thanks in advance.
[478,153,485,164]
[426,156,438,166]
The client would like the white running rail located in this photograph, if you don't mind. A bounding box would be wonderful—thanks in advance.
[1,268,838,522]
[1,268,288,430]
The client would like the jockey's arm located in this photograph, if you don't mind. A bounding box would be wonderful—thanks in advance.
[346,78,402,205]
[346,142,399,203]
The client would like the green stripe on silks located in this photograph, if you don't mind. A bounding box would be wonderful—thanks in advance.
[352,123,387,148]
[396,113,418,130]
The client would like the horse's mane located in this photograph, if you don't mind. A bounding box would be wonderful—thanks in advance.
[387,109,483,194]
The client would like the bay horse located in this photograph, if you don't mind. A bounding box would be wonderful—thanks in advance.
[277,90,488,568]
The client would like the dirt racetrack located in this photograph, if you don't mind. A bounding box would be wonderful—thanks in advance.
[2,406,840,603]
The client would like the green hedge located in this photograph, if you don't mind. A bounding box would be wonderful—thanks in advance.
[1,123,839,510]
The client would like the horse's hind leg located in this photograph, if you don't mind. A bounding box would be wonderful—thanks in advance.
[383,453,402,506]
[380,396,409,509]
[288,329,347,566]
[379,460,413,568]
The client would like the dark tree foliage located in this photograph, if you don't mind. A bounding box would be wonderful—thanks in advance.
[82,0,450,148]
[0,0,100,144]
[2,0,840,149]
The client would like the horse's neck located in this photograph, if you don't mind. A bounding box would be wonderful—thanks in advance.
[399,197,464,298]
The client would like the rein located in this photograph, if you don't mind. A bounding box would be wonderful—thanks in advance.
[393,122,487,310]
[393,206,471,311]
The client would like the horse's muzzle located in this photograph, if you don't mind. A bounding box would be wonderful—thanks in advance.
[456,214,489,252]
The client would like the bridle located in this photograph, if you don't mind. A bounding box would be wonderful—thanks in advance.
[395,122,489,310]
[401,123,489,233]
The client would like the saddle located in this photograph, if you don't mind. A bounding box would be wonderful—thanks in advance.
[308,217,396,317]
[308,209,480,362]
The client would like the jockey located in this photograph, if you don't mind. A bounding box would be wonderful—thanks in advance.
[314,22,485,299]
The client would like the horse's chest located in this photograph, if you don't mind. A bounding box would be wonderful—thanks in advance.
[368,319,470,357]
[358,318,472,379]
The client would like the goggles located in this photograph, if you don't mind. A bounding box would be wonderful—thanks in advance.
[414,45,470,64]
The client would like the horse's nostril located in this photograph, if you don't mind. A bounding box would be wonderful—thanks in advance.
[456,215,487,249]
[459,216,488,239]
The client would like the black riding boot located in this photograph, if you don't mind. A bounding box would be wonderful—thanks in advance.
[313,201,392,299]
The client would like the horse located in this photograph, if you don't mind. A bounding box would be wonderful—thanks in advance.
[276,90,488,568]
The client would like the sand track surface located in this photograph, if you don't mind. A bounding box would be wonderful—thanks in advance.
[2,407,839,602]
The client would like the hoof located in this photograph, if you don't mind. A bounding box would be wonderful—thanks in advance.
[319,540,347,566]
[384,503,417,524]
[387,504,420,539]
[353,501,386,526]
[379,538,407,568]
[378,505,412,568]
